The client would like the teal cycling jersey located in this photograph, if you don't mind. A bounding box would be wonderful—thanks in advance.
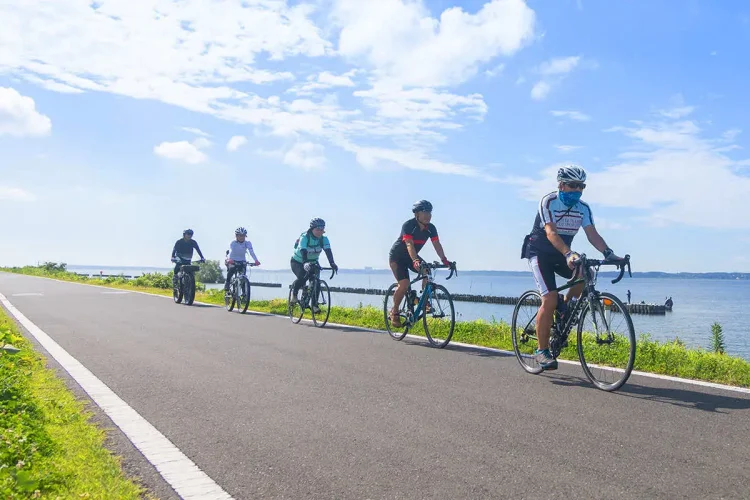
[292,232,331,263]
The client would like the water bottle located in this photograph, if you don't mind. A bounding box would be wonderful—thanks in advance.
[556,293,567,317]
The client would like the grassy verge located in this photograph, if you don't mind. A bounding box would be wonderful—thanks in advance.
[0,306,148,498]
[3,266,750,389]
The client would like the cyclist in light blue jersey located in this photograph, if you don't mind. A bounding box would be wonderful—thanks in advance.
[290,218,338,311]
[521,164,624,370]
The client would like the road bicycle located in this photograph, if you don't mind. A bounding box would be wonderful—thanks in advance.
[384,261,458,348]
[224,261,258,314]
[288,262,337,327]
[172,258,202,306]
[511,254,635,391]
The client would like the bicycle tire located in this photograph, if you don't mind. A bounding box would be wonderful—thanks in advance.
[288,286,304,324]
[239,276,251,314]
[173,275,183,304]
[311,279,331,327]
[422,283,455,348]
[184,274,195,305]
[511,290,544,374]
[383,283,409,340]
[577,291,636,392]
[225,280,235,312]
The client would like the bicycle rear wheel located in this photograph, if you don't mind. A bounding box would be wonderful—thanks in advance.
[238,277,251,314]
[311,280,331,327]
[288,286,304,324]
[383,283,409,340]
[422,284,455,348]
[511,290,544,374]
[577,292,636,391]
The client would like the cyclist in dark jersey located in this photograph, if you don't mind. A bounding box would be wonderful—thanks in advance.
[170,229,205,286]
[388,200,452,327]
[521,164,623,370]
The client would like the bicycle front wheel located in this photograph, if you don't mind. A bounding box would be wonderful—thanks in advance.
[384,283,409,340]
[184,274,196,305]
[422,284,455,348]
[238,277,251,314]
[173,276,183,304]
[312,280,331,327]
[577,292,636,392]
[225,281,235,312]
[511,290,544,374]
[288,286,304,324]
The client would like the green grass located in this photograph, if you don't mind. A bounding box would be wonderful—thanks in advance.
[0,307,149,498]
[3,266,750,388]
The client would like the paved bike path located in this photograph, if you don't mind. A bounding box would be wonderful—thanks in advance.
[1,272,749,499]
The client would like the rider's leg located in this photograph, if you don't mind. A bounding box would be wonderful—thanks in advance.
[224,266,236,292]
[290,259,306,302]
[389,260,410,326]
[528,255,560,369]
[173,263,182,286]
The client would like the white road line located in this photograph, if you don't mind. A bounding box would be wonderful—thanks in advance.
[0,292,234,500]
[11,292,43,296]
[3,272,750,395]
[101,291,131,294]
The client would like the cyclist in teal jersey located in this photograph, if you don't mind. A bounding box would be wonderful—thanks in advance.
[290,218,339,312]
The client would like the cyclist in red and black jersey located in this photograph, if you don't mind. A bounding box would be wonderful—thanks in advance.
[388,200,452,327]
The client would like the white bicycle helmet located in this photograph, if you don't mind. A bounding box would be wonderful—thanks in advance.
[557,163,587,183]
[235,227,248,236]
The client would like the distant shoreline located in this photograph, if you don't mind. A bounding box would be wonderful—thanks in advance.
[64,265,750,280]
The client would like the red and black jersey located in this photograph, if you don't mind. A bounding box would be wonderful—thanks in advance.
[389,218,439,261]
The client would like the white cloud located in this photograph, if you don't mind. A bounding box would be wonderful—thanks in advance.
[283,141,326,170]
[181,127,211,137]
[287,70,357,95]
[226,135,248,152]
[332,0,536,87]
[0,0,540,180]
[551,109,591,122]
[555,144,582,152]
[485,63,505,78]
[508,101,750,228]
[539,56,580,76]
[530,55,582,100]
[0,87,51,137]
[530,81,551,100]
[154,140,208,164]
[0,186,36,202]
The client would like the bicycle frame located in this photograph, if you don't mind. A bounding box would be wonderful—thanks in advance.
[552,254,631,339]
[403,262,456,323]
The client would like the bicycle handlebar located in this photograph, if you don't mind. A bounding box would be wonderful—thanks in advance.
[577,254,632,284]
[421,261,458,280]
[313,265,337,280]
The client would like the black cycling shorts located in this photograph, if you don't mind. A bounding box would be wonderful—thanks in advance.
[528,253,573,296]
[389,256,418,282]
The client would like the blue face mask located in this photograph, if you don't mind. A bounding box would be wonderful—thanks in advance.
[559,190,582,207]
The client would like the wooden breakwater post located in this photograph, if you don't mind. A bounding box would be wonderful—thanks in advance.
[326,286,667,315]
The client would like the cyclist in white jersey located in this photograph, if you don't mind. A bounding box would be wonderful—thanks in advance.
[224,227,261,292]
[520,164,624,370]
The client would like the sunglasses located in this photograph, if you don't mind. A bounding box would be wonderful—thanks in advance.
[564,182,586,190]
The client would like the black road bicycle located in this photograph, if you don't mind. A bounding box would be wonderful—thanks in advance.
[172,258,202,306]
[511,254,635,391]
[288,262,337,328]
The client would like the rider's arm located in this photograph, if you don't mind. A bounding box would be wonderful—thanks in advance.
[192,240,205,260]
[171,241,178,259]
[583,226,613,256]
[299,234,309,262]
[544,223,573,256]
[245,241,258,262]
[322,237,336,266]
[581,205,615,258]
[429,225,449,263]
[404,239,419,262]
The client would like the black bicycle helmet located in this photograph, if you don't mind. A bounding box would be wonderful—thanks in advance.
[412,200,433,213]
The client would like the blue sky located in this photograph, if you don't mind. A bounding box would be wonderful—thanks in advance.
[1,0,750,272]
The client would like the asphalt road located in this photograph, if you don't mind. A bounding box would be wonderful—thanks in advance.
[1,272,749,499]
